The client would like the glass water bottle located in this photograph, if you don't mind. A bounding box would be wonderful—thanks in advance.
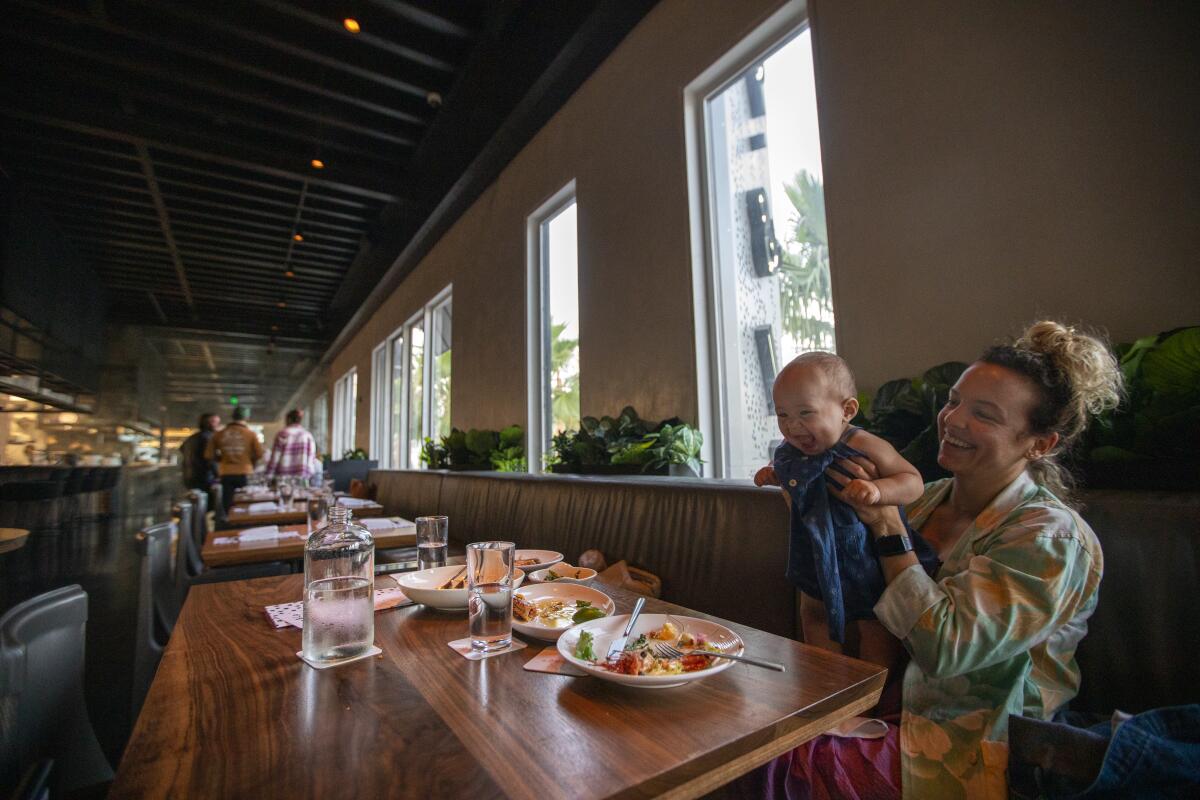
[302,505,375,662]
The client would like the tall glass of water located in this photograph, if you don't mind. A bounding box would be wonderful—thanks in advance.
[278,477,294,510]
[415,515,448,570]
[302,505,374,664]
[306,492,330,534]
[467,541,515,653]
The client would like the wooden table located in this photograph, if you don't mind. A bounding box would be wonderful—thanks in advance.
[224,499,384,527]
[202,521,416,567]
[0,527,29,554]
[111,575,885,798]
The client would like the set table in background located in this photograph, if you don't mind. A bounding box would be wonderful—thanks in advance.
[225,498,384,528]
[202,519,415,567]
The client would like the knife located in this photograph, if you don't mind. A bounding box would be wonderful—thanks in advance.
[606,596,647,660]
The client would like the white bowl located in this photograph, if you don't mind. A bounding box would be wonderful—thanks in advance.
[526,563,598,585]
[513,549,563,572]
[394,564,526,611]
[511,583,615,641]
[557,613,744,688]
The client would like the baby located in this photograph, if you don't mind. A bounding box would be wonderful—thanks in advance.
[755,352,938,671]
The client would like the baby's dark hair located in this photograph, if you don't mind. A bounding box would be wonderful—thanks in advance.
[780,351,857,399]
[980,321,1122,503]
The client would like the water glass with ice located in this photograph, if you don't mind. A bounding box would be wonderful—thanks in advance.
[306,493,330,534]
[467,541,515,653]
[415,515,449,570]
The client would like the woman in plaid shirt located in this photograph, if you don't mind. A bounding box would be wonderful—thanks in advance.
[265,408,318,480]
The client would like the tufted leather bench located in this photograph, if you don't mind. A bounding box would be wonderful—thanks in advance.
[369,469,795,638]
[368,470,1199,712]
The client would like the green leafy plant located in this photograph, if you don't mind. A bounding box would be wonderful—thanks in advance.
[418,425,526,472]
[341,448,368,460]
[553,406,703,475]
[857,362,968,481]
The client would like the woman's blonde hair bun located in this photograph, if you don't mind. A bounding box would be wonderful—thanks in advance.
[1016,320,1123,424]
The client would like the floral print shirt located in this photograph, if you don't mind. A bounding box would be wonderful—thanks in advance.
[874,473,1103,798]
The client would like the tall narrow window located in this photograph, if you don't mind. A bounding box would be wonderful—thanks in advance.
[690,12,828,478]
[311,392,329,458]
[527,184,579,471]
[370,343,388,464]
[332,368,357,458]
[406,315,425,467]
[389,330,404,467]
[429,296,452,441]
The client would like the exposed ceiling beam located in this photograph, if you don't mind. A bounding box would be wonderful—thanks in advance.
[0,107,402,202]
[137,143,194,313]
[366,0,476,39]
[248,0,456,73]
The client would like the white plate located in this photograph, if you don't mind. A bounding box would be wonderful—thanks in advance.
[526,564,598,585]
[511,583,615,641]
[394,564,526,611]
[514,549,563,572]
[556,613,744,688]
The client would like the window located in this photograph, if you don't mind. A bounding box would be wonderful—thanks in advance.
[366,286,452,469]
[332,368,357,458]
[369,342,388,462]
[688,2,827,478]
[310,392,329,458]
[526,183,579,472]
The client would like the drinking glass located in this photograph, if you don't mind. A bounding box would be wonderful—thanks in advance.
[415,515,448,571]
[306,493,330,534]
[467,541,515,653]
[278,477,294,509]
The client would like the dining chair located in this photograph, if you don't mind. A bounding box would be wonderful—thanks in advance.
[133,521,178,719]
[0,585,114,796]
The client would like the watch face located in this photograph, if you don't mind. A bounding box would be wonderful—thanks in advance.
[876,534,913,557]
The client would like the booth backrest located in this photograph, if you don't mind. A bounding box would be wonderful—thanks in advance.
[369,470,794,638]
[368,470,1199,712]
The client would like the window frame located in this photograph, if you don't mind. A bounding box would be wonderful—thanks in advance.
[371,284,452,470]
[332,367,357,458]
[684,0,808,479]
[525,180,577,474]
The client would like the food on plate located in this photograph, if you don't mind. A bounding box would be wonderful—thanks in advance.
[575,630,596,661]
[513,596,607,628]
[577,621,720,676]
[515,557,541,567]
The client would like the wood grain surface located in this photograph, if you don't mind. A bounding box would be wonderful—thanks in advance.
[111,575,884,799]
[202,521,415,567]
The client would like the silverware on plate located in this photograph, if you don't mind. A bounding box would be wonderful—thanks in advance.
[652,642,785,672]
[606,596,646,660]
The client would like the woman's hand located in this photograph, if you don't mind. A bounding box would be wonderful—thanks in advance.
[826,457,895,528]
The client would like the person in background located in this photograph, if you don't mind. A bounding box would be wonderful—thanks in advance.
[205,406,263,513]
[180,412,219,493]
[264,408,317,482]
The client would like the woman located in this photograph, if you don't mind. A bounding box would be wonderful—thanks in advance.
[763,321,1123,799]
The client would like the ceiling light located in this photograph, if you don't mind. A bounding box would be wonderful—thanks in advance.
[343,17,361,34]
[426,91,442,109]
[285,271,295,278]
[277,301,287,308]
[293,233,304,242]
[271,325,280,332]
[310,159,325,169]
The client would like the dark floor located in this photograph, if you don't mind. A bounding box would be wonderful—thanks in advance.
[1,503,168,767]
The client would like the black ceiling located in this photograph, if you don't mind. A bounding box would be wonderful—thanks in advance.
[0,0,657,423]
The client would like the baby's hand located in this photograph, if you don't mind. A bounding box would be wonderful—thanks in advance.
[754,464,779,487]
[843,478,882,506]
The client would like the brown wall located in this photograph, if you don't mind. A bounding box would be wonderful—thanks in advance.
[309,0,1199,453]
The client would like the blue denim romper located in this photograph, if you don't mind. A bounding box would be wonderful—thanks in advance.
[774,427,938,643]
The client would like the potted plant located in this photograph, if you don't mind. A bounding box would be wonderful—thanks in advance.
[420,425,527,472]
[549,406,703,476]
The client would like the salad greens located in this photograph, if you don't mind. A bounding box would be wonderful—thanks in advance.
[575,630,595,661]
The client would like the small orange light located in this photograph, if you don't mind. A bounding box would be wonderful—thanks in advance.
[292,233,304,242]
[310,159,324,169]
[271,325,280,332]
[284,271,295,278]
[277,301,287,308]
[343,18,361,34]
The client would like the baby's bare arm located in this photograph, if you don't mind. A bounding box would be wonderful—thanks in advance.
[844,429,924,505]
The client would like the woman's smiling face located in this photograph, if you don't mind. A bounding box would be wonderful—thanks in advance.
[936,362,1050,479]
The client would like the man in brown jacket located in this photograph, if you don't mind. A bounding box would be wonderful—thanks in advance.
[204,406,264,513]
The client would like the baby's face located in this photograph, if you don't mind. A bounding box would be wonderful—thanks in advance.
[773,366,853,456]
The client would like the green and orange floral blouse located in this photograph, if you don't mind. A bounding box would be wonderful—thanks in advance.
[875,472,1104,798]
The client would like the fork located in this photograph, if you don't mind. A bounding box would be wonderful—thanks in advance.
[652,642,786,672]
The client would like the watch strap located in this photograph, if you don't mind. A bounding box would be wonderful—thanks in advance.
[874,533,913,557]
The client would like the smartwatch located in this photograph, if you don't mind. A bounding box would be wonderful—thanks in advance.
[874,533,914,558]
